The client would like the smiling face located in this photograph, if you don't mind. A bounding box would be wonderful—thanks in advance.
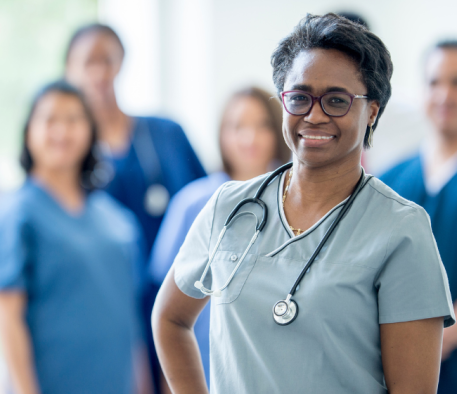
[282,49,379,169]
[27,92,93,174]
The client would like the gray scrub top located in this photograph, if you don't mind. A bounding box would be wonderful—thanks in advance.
[174,171,455,394]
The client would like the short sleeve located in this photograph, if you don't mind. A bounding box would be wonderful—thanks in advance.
[0,201,31,291]
[375,208,455,327]
[173,184,226,299]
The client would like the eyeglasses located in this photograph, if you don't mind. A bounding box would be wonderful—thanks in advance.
[281,90,368,117]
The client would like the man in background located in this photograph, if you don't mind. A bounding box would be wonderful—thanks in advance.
[381,40,457,394]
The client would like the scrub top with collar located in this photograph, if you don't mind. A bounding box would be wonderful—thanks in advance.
[0,179,143,394]
[173,171,455,394]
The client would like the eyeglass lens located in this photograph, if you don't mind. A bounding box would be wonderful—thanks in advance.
[283,92,353,116]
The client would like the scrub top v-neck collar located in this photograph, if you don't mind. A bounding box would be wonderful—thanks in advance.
[27,178,88,220]
[273,170,349,255]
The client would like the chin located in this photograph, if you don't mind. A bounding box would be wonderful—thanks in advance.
[437,122,457,138]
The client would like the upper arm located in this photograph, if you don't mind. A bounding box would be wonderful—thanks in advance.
[0,291,27,325]
[375,209,455,327]
[0,203,31,292]
[381,317,443,394]
[152,266,209,331]
[170,122,206,180]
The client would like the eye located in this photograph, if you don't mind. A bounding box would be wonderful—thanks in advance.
[289,94,309,102]
[324,93,351,108]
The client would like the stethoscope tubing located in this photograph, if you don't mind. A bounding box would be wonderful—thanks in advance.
[285,170,373,296]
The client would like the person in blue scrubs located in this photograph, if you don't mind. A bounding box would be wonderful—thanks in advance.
[149,86,291,384]
[0,81,144,394]
[381,40,457,394]
[65,24,206,392]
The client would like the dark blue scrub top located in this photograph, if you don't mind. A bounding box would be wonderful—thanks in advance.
[381,155,457,394]
[149,172,230,385]
[105,116,206,255]
[0,179,143,394]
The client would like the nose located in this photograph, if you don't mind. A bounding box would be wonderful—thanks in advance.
[239,126,257,145]
[303,98,331,124]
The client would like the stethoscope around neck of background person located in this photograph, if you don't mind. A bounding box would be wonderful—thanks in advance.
[93,118,170,217]
[194,161,373,326]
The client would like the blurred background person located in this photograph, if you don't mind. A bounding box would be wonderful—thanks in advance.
[0,81,147,394]
[64,23,206,393]
[380,40,457,394]
[149,86,290,386]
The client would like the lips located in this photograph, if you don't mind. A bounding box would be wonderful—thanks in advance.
[301,135,334,140]
[297,130,336,146]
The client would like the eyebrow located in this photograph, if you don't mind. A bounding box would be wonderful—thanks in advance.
[289,84,351,94]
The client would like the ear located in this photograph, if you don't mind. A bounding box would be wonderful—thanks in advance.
[368,100,381,126]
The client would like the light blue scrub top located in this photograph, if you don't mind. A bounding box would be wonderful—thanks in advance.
[174,171,455,394]
[0,179,143,394]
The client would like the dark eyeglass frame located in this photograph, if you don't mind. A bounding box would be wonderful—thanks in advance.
[281,90,368,117]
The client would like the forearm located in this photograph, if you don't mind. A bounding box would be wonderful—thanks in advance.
[154,317,208,394]
[0,319,40,394]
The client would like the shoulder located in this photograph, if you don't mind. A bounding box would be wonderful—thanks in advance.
[215,172,271,207]
[0,182,41,223]
[172,173,230,208]
[379,155,421,183]
[88,190,141,233]
[365,176,429,227]
[135,116,185,135]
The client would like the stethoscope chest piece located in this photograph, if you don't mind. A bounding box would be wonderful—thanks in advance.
[273,298,298,326]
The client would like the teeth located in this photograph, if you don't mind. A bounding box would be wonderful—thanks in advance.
[302,135,334,140]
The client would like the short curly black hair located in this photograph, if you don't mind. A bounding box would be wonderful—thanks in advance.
[271,13,393,148]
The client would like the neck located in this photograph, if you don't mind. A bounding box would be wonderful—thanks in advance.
[91,96,131,152]
[31,167,84,212]
[92,96,125,130]
[230,165,270,182]
[435,131,457,161]
[290,157,362,207]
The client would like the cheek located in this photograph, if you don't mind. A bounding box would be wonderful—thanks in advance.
[72,125,93,156]
[220,129,240,159]
[261,131,278,158]
[27,125,49,156]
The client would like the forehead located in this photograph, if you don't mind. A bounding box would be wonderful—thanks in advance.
[426,48,457,80]
[34,92,84,116]
[284,49,365,93]
[68,32,123,61]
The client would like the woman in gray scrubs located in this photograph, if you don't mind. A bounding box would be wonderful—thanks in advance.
[153,14,455,394]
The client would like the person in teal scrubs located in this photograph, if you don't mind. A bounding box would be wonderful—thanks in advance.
[0,81,144,394]
[65,26,206,391]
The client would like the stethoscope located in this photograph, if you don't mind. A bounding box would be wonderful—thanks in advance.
[94,118,170,216]
[194,162,372,326]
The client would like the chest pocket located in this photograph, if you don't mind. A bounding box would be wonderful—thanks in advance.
[210,250,258,305]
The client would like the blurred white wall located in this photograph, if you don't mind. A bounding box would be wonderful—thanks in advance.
[99,0,457,173]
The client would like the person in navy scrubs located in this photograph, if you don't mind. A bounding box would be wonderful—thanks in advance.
[381,40,457,394]
[64,24,206,392]
[149,86,291,385]
[0,81,145,394]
